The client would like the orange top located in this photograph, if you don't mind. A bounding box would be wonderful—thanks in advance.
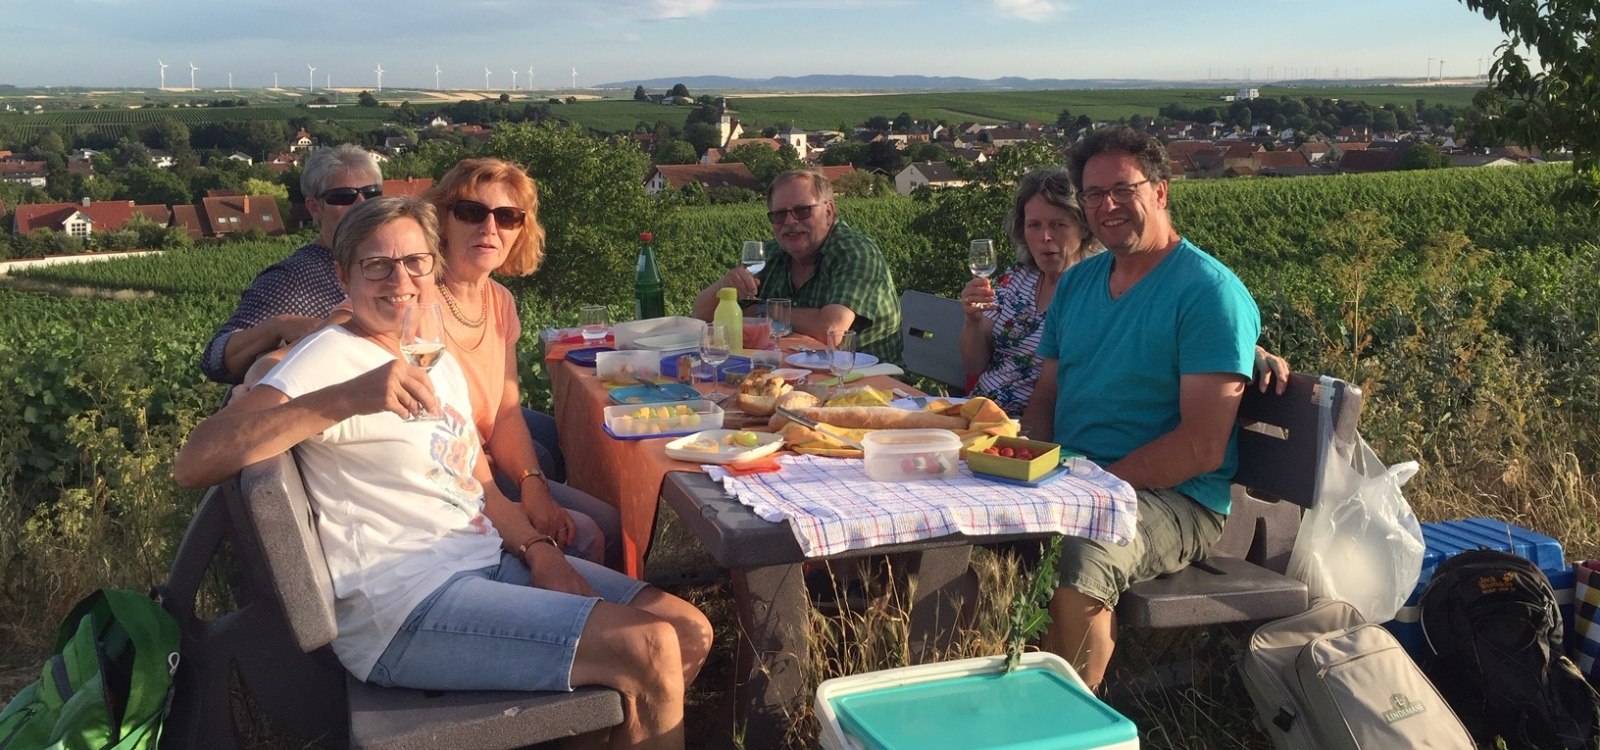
[439,281,521,446]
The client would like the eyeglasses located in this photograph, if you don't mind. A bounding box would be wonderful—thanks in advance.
[767,203,821,224]
[356,252,436,282]
[449,199,527,228]
[1080,179,1153,208]
[320,185,383,206]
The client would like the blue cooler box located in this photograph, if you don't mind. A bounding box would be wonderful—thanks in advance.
[1385,518,1573,660]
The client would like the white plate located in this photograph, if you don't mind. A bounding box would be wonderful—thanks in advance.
[664,429,785,465]
[890,396,970,411]
[785,351,880,371]
[767,367,811,383]
[634,332,702,351]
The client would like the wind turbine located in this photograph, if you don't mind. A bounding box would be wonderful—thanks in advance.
[510,69,518,90]
[1438,59,1446,82]
[571,67,577,90]
[375,64,384,92]
[274,72,279,89]
[434,64,442,90]
[157,59,168,90]
[308,63,316,92]
[188,61,199,92]
[1426,56,1433,81]
[227,72,233,89]
[527,66,534,91]
[484,66,492,90]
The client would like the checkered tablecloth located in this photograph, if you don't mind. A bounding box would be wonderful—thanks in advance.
[706,454,1138,557]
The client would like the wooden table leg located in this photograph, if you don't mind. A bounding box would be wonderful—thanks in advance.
[900,545,977,662]
[726,562,809,750]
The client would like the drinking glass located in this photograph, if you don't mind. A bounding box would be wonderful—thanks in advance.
[767,297,793,348]
[828,330,857,395]
[399,302,446,421]
[741,240,767,276]
[579,304,609,343]
[968,239,997,310]
[700,323,731,397]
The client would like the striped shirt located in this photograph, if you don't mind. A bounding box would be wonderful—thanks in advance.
[756,220,902,364]
[971,264,1047,417]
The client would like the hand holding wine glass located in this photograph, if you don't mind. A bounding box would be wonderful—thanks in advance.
[740,240,766,298]
[399,302,446,420]
[968,239,997,310]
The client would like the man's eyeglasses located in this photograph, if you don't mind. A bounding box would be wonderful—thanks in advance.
[320,185,384,206]
[356,253,436,282]
[767,203,821,224]
[1081,179,1153,207]
[450,199,527,228]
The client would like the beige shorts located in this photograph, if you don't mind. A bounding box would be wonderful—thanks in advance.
[1055,488,1225,608]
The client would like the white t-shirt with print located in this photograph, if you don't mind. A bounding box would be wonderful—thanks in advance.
[261,325,502,679]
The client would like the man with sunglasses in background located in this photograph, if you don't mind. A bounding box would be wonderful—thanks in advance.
[201,144,384,384]
[692,169,901,363]
[1021,126,1260,693]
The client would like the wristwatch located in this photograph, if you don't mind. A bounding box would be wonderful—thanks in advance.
[515,535,560,559]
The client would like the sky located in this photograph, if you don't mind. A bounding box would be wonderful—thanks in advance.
[2,0,1514,90]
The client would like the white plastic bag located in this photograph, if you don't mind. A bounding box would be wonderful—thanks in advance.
[1286,376,1425,623]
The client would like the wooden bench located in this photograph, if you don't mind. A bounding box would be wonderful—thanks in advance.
[1116,372,1364,628]
[157,451,623,749]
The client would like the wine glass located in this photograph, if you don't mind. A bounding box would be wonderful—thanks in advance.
[968,239,997,310]
[767,297,793,349]
[579,305,609,344]
[741,240,767,276]
[700,323,731,398]
[399,302,446,421]
[828,330,857,396]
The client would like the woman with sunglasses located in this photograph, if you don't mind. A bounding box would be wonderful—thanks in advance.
[424,158,622,569]
[175,197,711,750]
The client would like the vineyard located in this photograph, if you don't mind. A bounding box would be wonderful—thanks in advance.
[4,129,1598,746]
[0,103,395,136]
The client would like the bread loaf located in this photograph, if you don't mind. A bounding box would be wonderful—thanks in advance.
[738,387,819,416]
[769,405,966,431]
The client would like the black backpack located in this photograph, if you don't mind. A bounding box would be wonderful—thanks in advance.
[1419,549,1600,749]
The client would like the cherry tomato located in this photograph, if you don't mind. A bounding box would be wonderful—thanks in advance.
[999,447,1014,458]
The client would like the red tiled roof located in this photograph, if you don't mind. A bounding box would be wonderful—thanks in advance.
[197,195,286,237]
[817,166,858,184]
[1257,151,1310,170]
[13,200,143,233]
[171,204,204,240]
[647,163,762,192]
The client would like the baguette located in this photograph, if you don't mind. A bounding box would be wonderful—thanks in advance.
[769,405,966,431]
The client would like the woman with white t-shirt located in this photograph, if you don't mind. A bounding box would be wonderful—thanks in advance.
[174,197,711,750]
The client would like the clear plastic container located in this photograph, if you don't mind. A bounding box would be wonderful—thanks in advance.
[860,429,962,482]
[603,400,723,438]
[595,349,662,386]
[612,316,706,351]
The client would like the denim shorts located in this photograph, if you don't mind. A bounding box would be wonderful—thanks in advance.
[1056,487,1225,608]
[365,552,647,692]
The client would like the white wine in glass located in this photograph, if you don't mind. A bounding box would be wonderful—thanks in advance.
[400,303,446,420]
[968,239,997,310]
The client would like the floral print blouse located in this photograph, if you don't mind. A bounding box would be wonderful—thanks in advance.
[970,265,1047,418]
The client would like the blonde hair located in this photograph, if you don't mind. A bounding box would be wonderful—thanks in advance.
[428,157,547,276]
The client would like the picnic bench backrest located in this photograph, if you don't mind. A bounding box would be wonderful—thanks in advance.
[900,290,967,391]
[1232,372,1363,508]
[235,449,339,652]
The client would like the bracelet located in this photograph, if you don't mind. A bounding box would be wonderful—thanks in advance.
[514,535,560,559]
[515,467,543,485]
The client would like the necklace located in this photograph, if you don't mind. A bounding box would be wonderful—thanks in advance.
[438,280,488,328]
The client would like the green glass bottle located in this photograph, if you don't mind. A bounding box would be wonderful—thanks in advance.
[634,231,665,320]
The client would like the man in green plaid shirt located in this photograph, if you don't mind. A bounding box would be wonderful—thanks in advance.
[692,170,902,363]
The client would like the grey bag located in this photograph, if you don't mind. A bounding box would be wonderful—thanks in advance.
[1242,598,1474,750]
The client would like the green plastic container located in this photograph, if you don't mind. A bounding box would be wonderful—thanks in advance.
[817,653,1138,750]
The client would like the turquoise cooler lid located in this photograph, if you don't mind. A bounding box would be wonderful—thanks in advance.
[831,668,1136,750]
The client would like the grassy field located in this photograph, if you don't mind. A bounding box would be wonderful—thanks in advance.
[0,84,1486,137]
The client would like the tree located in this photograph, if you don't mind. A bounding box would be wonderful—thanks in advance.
[720,142,801,186]
[820,141,868,167]
[669,83,691,98]
[1398,143,1451,170]
[892,112,913,133]
[651,139,699,165]
[358,90,380,107]
[634,85,647,101]
[831,170,892,198]
[904,142,946,163]
[1055,108,1075,131]
[121,167,190,205]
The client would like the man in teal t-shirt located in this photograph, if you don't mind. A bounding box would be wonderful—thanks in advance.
[1021,126,1260,692]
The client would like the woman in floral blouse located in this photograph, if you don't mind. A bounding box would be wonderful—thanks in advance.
[960,167,1285,417]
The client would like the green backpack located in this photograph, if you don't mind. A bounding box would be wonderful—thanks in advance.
[0,589,180,750]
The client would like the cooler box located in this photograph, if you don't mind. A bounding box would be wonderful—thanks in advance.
[816,653,1138,750]
[1385,517,1573,659]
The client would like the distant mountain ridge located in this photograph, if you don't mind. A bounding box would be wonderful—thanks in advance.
[599,74,1233,92]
